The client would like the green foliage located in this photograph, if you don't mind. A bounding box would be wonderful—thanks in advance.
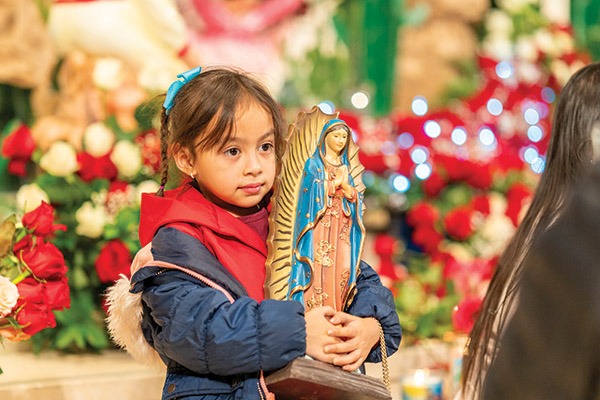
[32,291,109,353]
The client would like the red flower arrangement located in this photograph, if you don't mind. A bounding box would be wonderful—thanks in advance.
[1,123,35,177]
[0,202,70,352]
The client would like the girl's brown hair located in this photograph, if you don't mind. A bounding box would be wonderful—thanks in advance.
[156,67,286,196]
[463,62,600,398]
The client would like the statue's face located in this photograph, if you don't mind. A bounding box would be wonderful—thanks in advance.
[325,128,348,155]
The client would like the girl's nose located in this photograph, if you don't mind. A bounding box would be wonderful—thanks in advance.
[244,153,262,175]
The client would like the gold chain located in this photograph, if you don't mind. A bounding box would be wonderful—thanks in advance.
[258,382,265,400]
[377,320,391,394]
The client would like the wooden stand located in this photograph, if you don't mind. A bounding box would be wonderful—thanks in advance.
[265,358,392,400]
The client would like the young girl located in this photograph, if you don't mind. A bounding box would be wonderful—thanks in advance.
[113,66,401,399]
[461,62,600,398]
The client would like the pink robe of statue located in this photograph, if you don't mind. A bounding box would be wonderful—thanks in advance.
[304,163,357,311]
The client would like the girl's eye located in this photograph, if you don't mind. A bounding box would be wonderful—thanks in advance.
[260,143,274,152]
[225,148,240,156]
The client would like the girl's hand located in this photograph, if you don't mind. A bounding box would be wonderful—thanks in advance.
[324,312,380,371]
[304,306,340,363]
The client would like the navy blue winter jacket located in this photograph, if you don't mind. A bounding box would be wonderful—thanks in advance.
[131,227,401,399]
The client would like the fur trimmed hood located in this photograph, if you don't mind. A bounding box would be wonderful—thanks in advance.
[105,244,166,370]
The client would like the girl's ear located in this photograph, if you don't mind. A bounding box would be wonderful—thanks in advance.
[173,144,194,176]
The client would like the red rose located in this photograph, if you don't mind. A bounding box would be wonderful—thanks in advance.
[506,183,532,226]
[358,153,389,174]
[412,225,443,254]
[21,201,66,238]
[15,278,56,336]
[77,152,118,182]
[7,159,28,176]
[1,123,35,177]
[452,296,483,334]
[443,207,474,241]
[16,300,56,336]
[13,234,33,253]
[406,202,439,228]
[471,194,490,216]
[466,164,493,190]
[109,181,129,194]
[95,239,133,283]
[437,154,471,182]
[422,170,446,197]
[44,276,70,310]
[21,240,68,280]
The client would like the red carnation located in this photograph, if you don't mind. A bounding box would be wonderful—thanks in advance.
[505,183,533,226]
[412,225,443,254]
[452,296,483,334]
[21,202,66,238]
[466,164,493,190]
[1,123,35,177]
[95,239,133,283]
[443,207,474,241]
[358,153,389,174]
[406,202,439,228]
[437,155,471,182]
[471,194,491,216]
[77,152,118,182]
[422,170,446,197]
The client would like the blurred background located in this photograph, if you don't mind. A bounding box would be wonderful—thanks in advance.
[0,0,598,398]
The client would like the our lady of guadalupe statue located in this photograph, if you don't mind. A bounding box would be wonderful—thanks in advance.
[265,106,366,312]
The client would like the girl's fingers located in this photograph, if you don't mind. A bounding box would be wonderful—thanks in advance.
[331,349,362,369]
[328,325,357,339]
[324,340,354,355]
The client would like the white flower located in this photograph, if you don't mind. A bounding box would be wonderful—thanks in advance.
[553,30,575,56]
[488,192,508,215]
[135,180,160,204]
[16,183,50,213]
[110,140,142,178]
[39,141,79,177]
[550,59,573,87]
[515,61,543,84]
[83,122,116,157]
[473,214,516,257]
[93,58,125,90]
[481,36,514,60]
[137,65,177,91]
[75,201,108,238]
[533,29,555,55]
[485,10,513,37]
[515,36,538,62]
[0,276,19,317]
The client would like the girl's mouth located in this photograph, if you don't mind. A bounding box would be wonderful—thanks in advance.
[240,184,262,195]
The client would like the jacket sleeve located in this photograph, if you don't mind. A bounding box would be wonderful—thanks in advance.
[346,261,402,363]
[141,274,306,376]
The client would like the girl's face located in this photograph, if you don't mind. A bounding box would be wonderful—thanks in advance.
[180,102,276,216]
[325,127,349,155]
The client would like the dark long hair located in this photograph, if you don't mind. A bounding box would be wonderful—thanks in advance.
[462,62,600,397]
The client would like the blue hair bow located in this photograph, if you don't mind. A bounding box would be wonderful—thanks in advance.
[163,66,202,115]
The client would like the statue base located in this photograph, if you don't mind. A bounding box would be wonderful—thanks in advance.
[265,357,391,400]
